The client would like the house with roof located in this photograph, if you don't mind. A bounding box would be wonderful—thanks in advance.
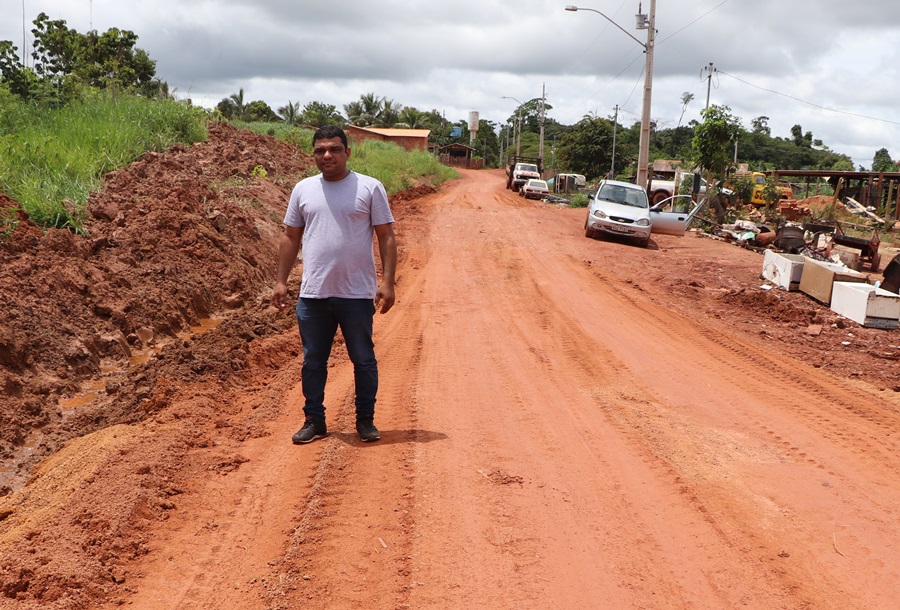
[344,125,431,152]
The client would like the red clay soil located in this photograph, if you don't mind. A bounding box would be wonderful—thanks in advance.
[1,133,899,609]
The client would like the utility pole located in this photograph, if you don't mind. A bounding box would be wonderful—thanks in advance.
[539,83,546,162]
[610,105,619,179]
[703,62,717,110]
[635,0,656,191]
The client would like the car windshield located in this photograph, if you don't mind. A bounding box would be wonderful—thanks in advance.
[519,164,538,172]
[598,184,648,208]
[528,180,546,187]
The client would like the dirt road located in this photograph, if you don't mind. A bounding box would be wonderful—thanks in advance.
[3,167,900,609]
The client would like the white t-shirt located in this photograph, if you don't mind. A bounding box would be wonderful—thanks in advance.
[284,172,394,299]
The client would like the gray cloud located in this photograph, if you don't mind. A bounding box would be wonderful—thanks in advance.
[4,0,900,165]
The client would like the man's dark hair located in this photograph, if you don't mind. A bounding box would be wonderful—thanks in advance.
[312,125,348,149]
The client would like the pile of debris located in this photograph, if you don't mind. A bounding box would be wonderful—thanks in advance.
[760,247,900,329]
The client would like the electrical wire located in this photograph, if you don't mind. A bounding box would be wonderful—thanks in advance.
[657,0,733,47]
[718,70,900,127]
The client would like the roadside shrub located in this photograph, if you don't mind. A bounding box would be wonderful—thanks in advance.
[731,176,754,205]
[568,192,590,208]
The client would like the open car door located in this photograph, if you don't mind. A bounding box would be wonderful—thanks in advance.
[649,195,707,236]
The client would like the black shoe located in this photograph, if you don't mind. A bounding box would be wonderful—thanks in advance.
[356,418,381,442]
[292,418,328,444]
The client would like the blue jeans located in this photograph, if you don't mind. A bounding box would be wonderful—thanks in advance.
[296,297,377,420]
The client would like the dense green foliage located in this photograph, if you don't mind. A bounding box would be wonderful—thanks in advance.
[691,105,746,180]
[0,13,162,104]
[0,89,207,229]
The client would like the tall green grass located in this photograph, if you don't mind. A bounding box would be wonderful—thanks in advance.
[348,140,457,193]
[0,89,207,230]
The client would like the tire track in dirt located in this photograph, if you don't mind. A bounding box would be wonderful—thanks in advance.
[394,181,795,608]
[80,169,899,610]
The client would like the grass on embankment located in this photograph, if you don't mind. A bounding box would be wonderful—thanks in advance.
[236,121,458,194]
[0,89,207,231]
[0,94,456,237]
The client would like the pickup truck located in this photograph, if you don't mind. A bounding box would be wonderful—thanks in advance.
[506,156,542,191]
[648,173,731,204]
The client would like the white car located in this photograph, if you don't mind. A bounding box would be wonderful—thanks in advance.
[649,194,709,236]
[520,179,550,200]
[584,180,651,247]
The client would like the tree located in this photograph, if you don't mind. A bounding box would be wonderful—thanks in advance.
[0,12,157,102]
[750,116,771,135]
[790,124,813,148]
[278,100,300,125]
[377,98,401,127]
[0,41,38,99]
[300,101,343,127]
[691,105,745,181]
[345,92,384,126]
[556,114,618,180]
[872,148,895,172]
[343,100,365,125]
[245,100,278,122]
[397,107,429,129]
[677,92,694,127]
[227,88,248,120]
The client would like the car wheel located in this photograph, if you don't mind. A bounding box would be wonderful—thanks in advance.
[651,191,668,205]
[639,237,650,248]
[584,221,595,239]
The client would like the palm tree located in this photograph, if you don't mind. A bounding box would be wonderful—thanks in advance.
[378,98,401,127]
[359,92,384,120]
[229,88,248,121]
[398,107,428,129]
[343,100,365,125]
[278,100,300,125]
[677,92,694,128]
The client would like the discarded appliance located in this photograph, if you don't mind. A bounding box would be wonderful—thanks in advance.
[761,250,805,291]
[799,258,867,305]
[830,282,900,329]
[773,225,806,252]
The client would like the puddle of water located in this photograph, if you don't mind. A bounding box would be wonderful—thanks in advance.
[186,316,224,335]
[56,316,226,415]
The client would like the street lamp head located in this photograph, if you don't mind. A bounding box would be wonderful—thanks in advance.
[565,5,579,11]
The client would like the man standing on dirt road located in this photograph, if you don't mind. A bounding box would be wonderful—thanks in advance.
[273,125,397,444]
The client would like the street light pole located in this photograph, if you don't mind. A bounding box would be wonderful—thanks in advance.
[636,0,656,191]
[501,96,524,157]
[566,3,656,190]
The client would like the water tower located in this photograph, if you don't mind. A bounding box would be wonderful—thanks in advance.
[468,111,479,144]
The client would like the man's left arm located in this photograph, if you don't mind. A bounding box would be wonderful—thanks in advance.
[374,223,397,314]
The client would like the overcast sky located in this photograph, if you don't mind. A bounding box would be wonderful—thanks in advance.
[4,0,900,167]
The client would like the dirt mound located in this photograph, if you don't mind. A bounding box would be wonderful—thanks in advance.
[0,122,313,481]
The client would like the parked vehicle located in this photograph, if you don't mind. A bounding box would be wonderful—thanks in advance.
[554,173,586,193]
[648,195,708,236]
[734,171,793,205]
[584,180,651,247]
[520,179,550,200]
[506,155,542,191]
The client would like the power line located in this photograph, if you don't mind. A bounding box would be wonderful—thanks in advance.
[718,70,900,127]
[657,0,733,46]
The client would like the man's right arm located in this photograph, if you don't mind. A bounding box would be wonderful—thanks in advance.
[273,225,303,310]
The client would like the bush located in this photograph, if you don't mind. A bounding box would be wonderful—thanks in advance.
[568,192,590,208]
